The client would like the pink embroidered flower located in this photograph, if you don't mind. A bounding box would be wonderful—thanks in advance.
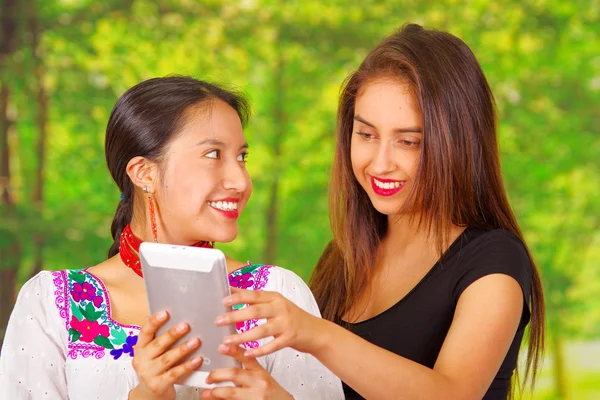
[70,316,109,343]
[71,282,103,307]
[229,272,254,289]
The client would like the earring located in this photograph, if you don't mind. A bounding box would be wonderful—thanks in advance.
[145,187,158,243]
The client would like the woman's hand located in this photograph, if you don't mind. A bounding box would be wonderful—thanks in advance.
[215,288,326,358]
[129,310,203,400]
[201,344,293,400]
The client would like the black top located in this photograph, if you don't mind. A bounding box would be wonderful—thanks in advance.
[340,228,532,400]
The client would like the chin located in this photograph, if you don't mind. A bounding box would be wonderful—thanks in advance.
[207,228,239,244]
[370,200,407,217]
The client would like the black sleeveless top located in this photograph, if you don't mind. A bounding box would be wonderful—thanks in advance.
[340,228,532,400]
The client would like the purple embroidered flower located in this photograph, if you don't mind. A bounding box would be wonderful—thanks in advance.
[110,335,139,360]
[71,282,103,306]
[229,272,254,289]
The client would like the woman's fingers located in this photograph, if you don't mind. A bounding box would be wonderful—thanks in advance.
[137,310,169,347]
[223,289,279,307]
[206,366,256,387]
[223,324,274,346]
[218,343,263,370]
[242,338,285,359]
[216,303,275,326]
[151,337,201,375]
[162,355,204,385]
[146,322,191,359]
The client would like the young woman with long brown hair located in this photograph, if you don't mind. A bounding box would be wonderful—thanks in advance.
[215,24,545,399]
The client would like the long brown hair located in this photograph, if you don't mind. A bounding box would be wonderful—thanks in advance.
[310,23,544,393]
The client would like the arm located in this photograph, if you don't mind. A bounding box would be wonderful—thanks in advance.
[0,272,68,398]
[206,268,343,399]
[220,274,524,400]
[262,269,344,400]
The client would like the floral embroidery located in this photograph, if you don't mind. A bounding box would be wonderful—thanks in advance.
[69,315,109,343]
[71,281,103,307]
[229,272,254,289]
[110,334,138,360]
[229,264,273,348]
[51,264,274,358]
[52,269,140,360]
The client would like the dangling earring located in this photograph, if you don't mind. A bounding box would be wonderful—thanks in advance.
[144,185,158,243]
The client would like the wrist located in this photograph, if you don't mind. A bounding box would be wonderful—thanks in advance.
[311,317,335,357]
[129,386,170,400]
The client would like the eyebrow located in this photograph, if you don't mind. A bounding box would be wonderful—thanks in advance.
[195,138,249,150]
[354,115,422,134]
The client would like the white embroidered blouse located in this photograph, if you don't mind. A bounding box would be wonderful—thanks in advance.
[0,264,344,400]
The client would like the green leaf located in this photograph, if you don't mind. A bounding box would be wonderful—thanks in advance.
[110,327,127,345]
[93,335,114,350]
[69,271,86,284]
[71,299,83,321]
[80,302,100,322]
[69,328,81,343]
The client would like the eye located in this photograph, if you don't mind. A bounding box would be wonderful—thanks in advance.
[356,131,376,141]
[237,152,249,162]
[205,150,220,159]
[399,139,420,148]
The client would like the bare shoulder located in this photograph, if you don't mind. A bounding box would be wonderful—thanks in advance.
[225,256,248,274]
[87,255,134,287]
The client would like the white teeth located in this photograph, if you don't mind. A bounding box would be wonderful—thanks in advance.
[374,179,404,189]
[208,201,239,211]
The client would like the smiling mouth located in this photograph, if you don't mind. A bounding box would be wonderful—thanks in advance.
[370,177,407,196]
[208,201,238,211]
[207,199,240,219]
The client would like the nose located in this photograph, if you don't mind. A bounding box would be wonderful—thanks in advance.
[370,141,396,176]
[222,159,250,193]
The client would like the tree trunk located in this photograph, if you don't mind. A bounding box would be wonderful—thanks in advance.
[0,0,21,349]
[263,39,285,264]
[30,2,48,277]
[551,331,569,399]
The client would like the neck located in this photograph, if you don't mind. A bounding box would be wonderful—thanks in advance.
[129,218,200,246]
[382,213,437,257]
[384,213,465,258]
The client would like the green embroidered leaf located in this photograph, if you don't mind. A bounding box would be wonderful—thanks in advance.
[71,299,84,320]
[93,335,114,349]
[238,264,261,275]
[91,309,103,321]
[81,302,101,322]
[69,328,81,343]
[111,327,127,345]
[69,271,86,284]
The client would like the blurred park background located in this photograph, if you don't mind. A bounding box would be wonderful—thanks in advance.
[0,0,598,398]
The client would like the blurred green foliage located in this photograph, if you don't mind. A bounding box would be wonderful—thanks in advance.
[0,0,599,398]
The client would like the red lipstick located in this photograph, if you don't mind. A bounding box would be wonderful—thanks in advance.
[370,176,406,197]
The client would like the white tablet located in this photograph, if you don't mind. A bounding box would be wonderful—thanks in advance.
[139,242,240,388]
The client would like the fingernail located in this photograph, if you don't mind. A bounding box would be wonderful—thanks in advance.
[244,350,253,357]
[191,356,202,366]
[157,311,167,321]
[223,337,233,344]
[176,322,187,333]
[218,344,229,352]
[187,338,199,349]
[215,317,224,325]
[222,297,232,306]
